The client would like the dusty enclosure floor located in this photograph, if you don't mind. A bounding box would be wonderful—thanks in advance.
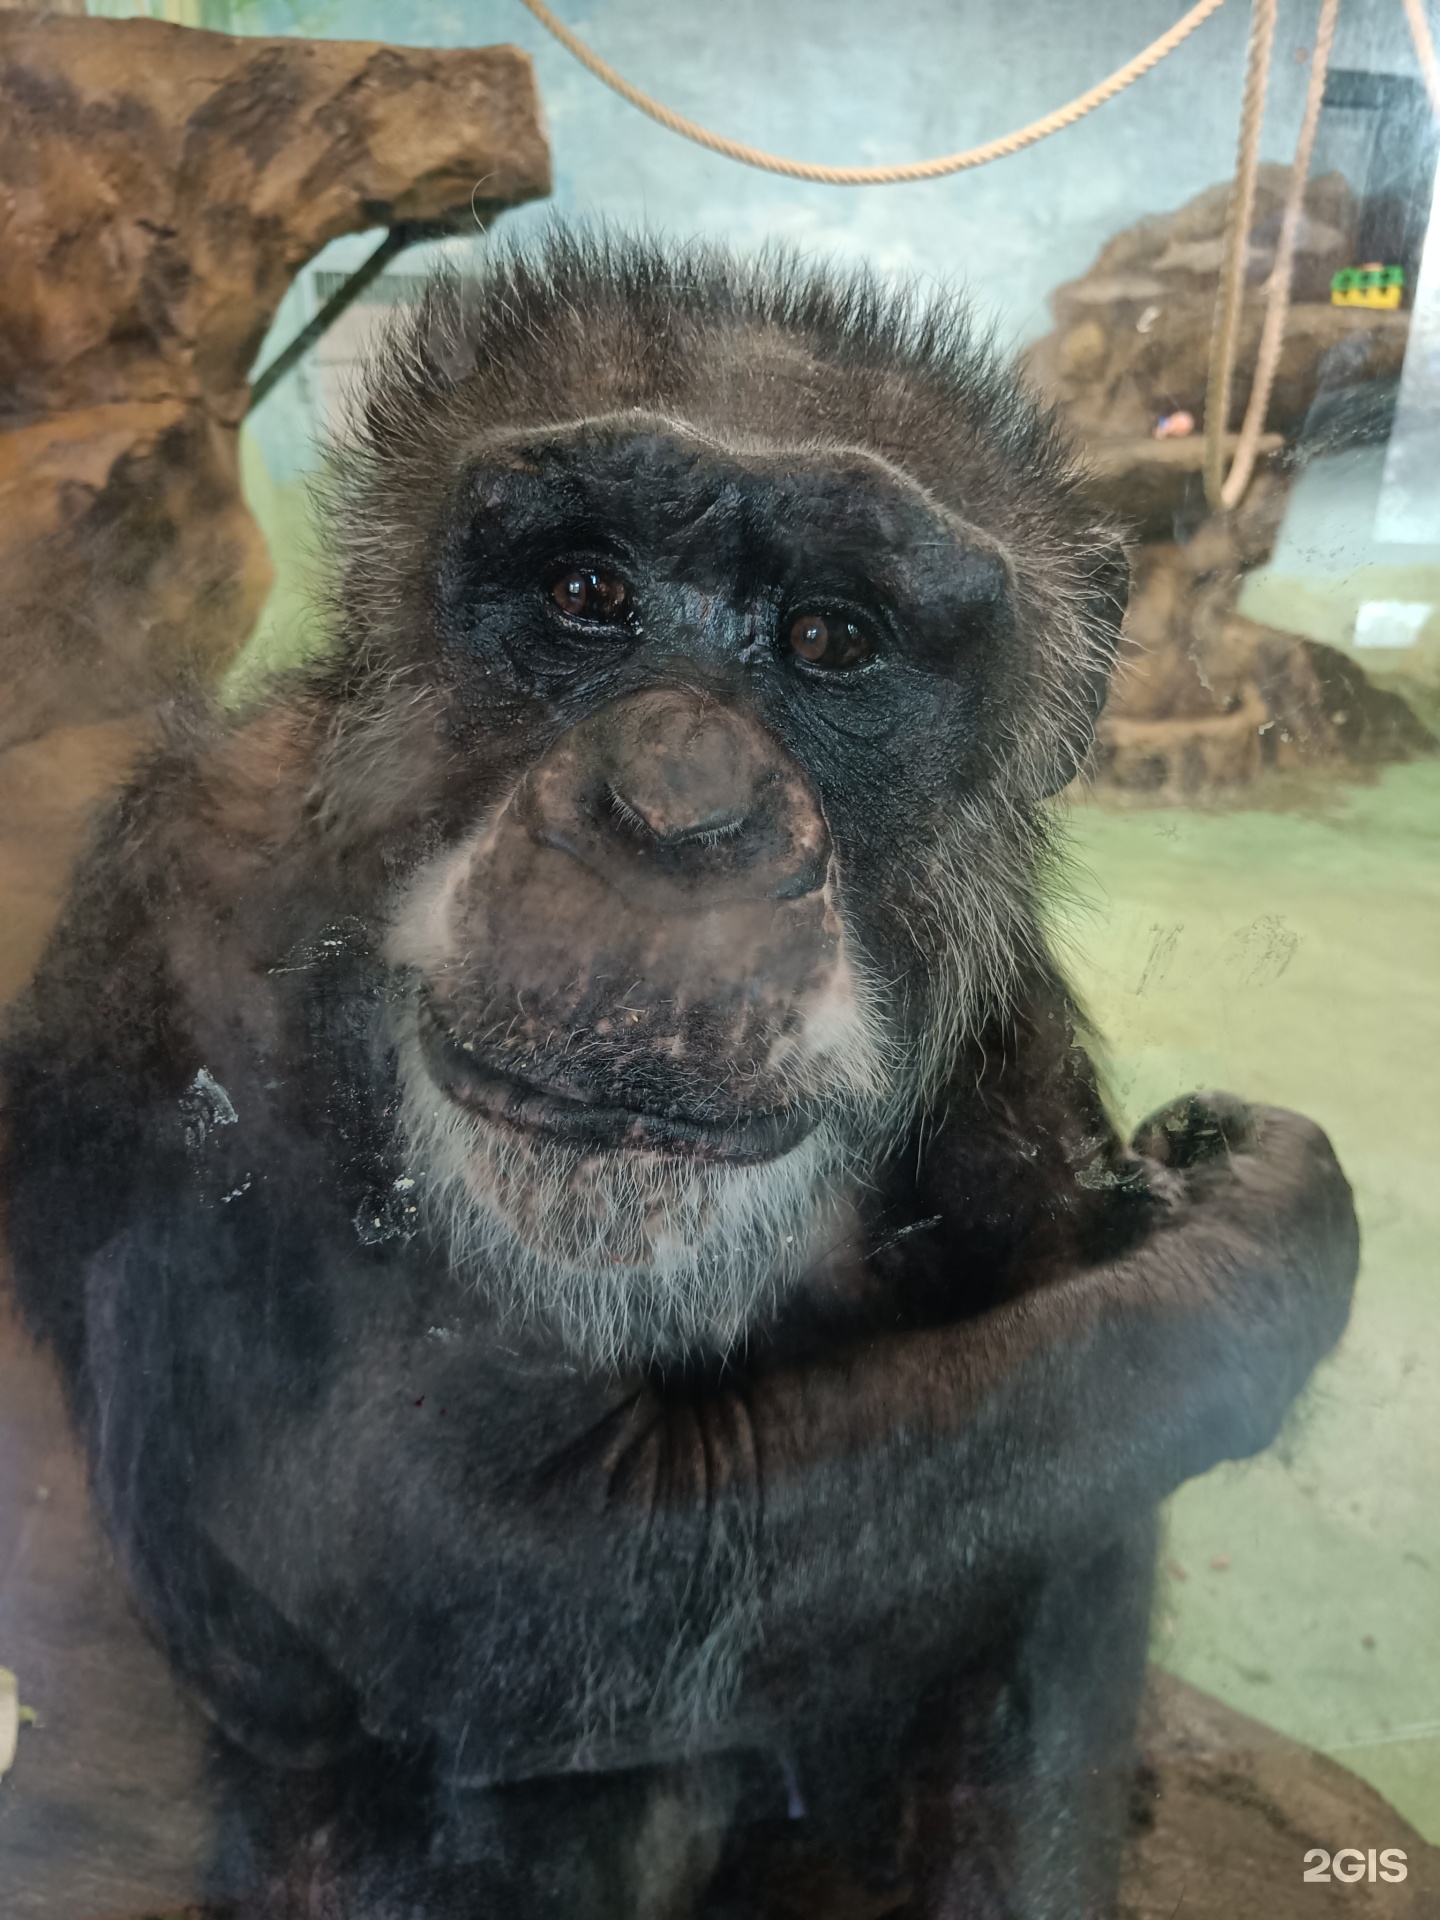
[0,733,1436,1911]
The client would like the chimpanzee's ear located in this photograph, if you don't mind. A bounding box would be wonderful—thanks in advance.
[1042,535,1130,795]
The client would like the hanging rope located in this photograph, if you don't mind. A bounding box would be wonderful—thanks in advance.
[1205,0,1339,512]
[1202,0,1277,510]
[518,0,1228,186]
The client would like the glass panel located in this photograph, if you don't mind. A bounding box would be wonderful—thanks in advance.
[2,4,1436,1915]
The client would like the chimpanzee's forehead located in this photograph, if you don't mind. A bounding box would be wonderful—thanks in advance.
[463,413,1011,570]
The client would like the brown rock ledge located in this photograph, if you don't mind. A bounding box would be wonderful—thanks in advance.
[1027,169,1434,796]
[0,12,550,747]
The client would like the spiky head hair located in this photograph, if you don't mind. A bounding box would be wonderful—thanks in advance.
[325,227,1126,809]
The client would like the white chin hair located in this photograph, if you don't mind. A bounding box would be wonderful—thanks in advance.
[396,1037,849,1370]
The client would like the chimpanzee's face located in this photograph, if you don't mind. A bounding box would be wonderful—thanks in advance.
[381,420,1021,1364]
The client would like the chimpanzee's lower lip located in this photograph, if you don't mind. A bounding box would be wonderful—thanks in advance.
[417,1010,814,1164]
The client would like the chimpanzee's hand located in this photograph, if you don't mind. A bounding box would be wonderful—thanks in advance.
[1128,1090,1358,1456]
[1132,1090,1354,1261]
[1131,1088,1259,1167]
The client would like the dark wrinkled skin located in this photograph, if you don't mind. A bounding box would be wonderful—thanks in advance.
[1,241,1358,1919]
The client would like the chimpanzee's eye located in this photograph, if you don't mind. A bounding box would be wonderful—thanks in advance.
[786,610,876,671]
[549,566,631,625]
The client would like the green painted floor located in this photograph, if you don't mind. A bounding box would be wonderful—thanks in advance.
[1063,765,1440,1842]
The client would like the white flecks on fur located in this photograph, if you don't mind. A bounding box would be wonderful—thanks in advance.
[179,1067,238,1151]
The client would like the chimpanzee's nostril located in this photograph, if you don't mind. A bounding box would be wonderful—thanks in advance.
[605,783,748,849]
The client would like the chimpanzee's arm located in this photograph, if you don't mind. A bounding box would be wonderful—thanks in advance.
[181,1073,1354,1780]
[733,1092,1355,1703]
[3,794,1358,1783]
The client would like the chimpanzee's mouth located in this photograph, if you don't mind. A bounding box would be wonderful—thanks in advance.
[417,1003,816,1164]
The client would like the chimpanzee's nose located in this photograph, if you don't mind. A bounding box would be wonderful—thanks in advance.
[516,687,831,905]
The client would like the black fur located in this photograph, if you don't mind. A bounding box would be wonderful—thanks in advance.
[3,235,1356,1918]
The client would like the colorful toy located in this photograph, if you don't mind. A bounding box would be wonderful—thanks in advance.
[1153,409,1196,439]
[1331,264,1404,311]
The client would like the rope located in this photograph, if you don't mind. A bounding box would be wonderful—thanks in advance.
[518,0,1229,186]
[1202,0,1277,510]
[1209,0,1440,509]
[1207,0,1339,512]
[1402,0,1440,116]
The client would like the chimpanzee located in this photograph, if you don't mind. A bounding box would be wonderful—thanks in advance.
[2,236,1357,1918]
